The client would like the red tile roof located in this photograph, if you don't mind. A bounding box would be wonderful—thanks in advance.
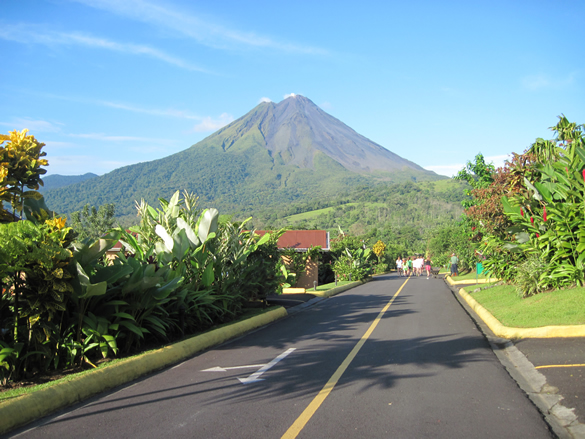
[255,230,329,251]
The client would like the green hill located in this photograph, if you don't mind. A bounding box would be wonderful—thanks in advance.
[43,95,445,222]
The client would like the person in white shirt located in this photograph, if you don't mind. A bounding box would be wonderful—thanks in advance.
[396,257,403,276]
[413,257,422,276]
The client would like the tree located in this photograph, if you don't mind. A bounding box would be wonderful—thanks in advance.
[0,129,48,222]
[70,204,116,241]
[454,153,496,209]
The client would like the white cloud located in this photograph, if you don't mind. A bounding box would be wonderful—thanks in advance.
[96,100,205,119]
[485,154,511,169]
[521,72,577,91]
[424,164,463,178]
[424,154,511,178]
[284,93,296,99]
[319,101,333,110]
[43,140,78,150]
[69,133,172,142]
[193,113,234,132]
[70,0,328,54]
[259,97,272,103]
[0,24,210,73]
[38,92,204,121]
[0,118,63,133]
[44,154,132,176]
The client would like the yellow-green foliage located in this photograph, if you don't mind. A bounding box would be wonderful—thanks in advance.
[0,129,48,221]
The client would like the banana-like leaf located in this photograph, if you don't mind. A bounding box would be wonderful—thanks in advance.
[155,224,173,251]
[75,262,107,299]
[167,191,181,219]
[75,230,122,267]
[91,264,133,285]
[176,217,200,247]
[202,264,215,287]
[523,177,542,201]
[533,182,552,203]
[152,277,182,300]
[172,228,190,260]
[197,208,219,243]
[255,232,271,247]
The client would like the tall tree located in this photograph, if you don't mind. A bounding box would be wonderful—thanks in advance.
[70,203,116,241]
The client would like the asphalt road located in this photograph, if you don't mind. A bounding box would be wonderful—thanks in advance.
[7,274,553,438]
[516,337,585,423]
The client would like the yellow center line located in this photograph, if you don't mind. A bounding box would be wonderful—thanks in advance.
[535,363,585,369]
[281,277,410,439]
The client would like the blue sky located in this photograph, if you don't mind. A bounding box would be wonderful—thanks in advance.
[1,0,584,177]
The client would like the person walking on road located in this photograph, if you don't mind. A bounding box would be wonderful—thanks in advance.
[450,253,459,276]
[396,257,403,276]
[425,256,432,278]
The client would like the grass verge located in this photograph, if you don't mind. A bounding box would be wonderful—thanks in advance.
[314,280,357,292]
[470,284,585,328]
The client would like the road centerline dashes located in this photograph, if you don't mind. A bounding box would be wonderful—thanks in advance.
[281,277,410,439]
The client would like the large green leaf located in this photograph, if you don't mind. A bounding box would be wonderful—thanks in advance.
[202,263,215,287]
[176,217,199,247]
[155,224,173,251]
[523,177,542,201]
[197,208,219,243]
[91,263,133,285]
[75,262,107,299]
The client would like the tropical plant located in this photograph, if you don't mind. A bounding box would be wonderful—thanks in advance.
[0,129,48,222]
[70,203,116,241]
[332,247,372,281]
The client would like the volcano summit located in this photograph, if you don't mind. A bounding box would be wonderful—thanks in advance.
[44,95,441,219]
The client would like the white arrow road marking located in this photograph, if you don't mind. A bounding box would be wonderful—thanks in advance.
[202,365,266,372]
[238,348,296,384]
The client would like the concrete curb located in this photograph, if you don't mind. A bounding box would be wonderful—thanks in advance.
[0,306,288,436]
[445,275,499,286]
[458,287,585,339]
[311,280,366,298]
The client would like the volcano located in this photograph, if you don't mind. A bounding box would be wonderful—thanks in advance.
[44,95,441,219]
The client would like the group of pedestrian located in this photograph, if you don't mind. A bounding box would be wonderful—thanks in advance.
[396,255,433,279]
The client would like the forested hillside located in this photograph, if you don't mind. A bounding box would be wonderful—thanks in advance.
[39,173,97,192]
[251,179,469,256]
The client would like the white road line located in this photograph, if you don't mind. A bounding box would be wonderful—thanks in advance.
[238,348,296,384]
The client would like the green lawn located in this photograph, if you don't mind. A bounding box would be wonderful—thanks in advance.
[470,284,585,328]
[285,202,387,223]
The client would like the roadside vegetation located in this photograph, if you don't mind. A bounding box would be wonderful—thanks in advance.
[0,130,380,389]
[470,284,585,328]
[457,116,585,297]
[2,116,585,392]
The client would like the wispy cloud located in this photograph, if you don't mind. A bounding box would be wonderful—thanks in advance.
[319,101,333,110]
[425,154,511,177]
[36,92,204,121]
[69,133,174,142]
[0,23,210,73]
[521,72,577,91]
[44,154,132,176]
[0,118,63,133]
[193,113,234,132]
[71,0,327,54]
[99,100,202,120]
